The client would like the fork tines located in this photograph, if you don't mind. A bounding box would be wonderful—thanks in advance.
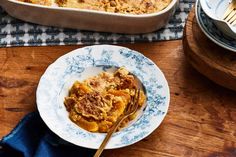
[127,89,140,114]
[223,0,236,25]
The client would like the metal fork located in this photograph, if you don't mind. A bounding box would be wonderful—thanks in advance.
[223,0,236,26]
[93,89,140,157]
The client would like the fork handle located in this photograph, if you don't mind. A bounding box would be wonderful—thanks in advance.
[93,116,126,157]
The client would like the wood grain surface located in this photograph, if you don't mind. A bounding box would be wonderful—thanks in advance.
[183,7,236,91]
[1,10,236,157]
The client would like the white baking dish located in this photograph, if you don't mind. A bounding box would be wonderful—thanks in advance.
[0,0,179,34]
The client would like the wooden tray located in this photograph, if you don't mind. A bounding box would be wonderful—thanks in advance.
[183,6,236,91]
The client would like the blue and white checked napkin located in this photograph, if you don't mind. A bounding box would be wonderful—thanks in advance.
[0,0,194,47]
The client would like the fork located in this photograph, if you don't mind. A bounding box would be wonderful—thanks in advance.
[223,0,236,26]
[93,89,140,157]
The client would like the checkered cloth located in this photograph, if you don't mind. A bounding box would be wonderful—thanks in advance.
[0,0,194,47]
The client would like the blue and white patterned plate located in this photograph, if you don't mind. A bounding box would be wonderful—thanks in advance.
[36,45,170,149]
[195,0,236,52]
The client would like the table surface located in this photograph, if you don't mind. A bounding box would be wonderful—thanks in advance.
[0,41,236,157]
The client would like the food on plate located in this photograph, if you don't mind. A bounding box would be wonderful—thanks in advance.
[18,0,172,14]
[64,67,146,132]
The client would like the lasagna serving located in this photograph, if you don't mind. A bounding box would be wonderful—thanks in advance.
[18,0,172,14]
[64,67,146,133]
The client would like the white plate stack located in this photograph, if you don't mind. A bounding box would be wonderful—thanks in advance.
[196,0,236,52]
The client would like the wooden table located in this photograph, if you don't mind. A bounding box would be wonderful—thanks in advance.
[1,40,236,157]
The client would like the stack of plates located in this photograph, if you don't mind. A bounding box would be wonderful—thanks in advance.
[195,0,236,52]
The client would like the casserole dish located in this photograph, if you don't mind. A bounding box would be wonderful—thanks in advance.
[0,0,179,34]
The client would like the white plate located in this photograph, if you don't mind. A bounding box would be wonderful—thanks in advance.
[195,0,236,52]
[199,0,236,39]
[36,45,170,149]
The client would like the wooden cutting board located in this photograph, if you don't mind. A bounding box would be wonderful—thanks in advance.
[183,6,236,91]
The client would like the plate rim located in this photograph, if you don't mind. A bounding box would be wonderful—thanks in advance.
[195,0,236,52]
[36,45,170,149]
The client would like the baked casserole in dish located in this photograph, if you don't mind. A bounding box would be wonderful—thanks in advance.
[64,67,146,133]
[18,0,172,15]
[0,0,178,33]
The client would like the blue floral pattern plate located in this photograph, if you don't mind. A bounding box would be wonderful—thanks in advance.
[36,45,170,149]
[195,0,236,52]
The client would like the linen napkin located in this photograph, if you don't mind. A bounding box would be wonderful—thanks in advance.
[0,112,95,157]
